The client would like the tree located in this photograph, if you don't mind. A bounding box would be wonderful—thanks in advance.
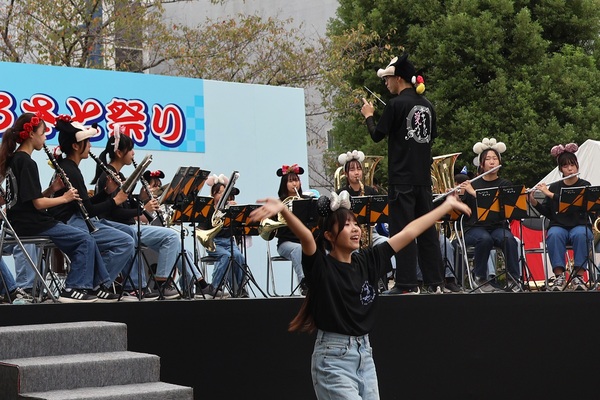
[325,0,600,188]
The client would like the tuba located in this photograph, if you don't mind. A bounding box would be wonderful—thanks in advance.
[431,152,461,197]
[334,155,383,192]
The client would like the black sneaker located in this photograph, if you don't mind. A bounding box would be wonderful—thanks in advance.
[444,280,462,293]
[159,283,180,300]
[90,286,120,303]
[195,284,229,299]
[382,285,420,295]
[58,288,97,304]
[141,287,159,302]
[2,287,34,304]
[425,285,443,294]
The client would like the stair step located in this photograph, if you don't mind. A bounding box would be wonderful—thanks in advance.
[19,382,193,400]
[0,321,127,360]
[3,351,160,394]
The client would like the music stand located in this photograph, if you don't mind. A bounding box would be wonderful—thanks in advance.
[351,195,388,246]
[164,167,210,299]
[292,198,319,230]
[221,204,267,298]
[499,185,538,291]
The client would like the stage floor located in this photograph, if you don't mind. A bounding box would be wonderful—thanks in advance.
[1,292,599,399]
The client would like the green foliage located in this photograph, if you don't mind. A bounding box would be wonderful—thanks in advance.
[325,0,600,189]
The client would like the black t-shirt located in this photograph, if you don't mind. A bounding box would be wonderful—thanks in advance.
[463,176,513,229]
[302,242,395,336]
[6,151,57,236]
[533,178,591,228]
[369,88,437,186]
[95,169,143,225]
[338,184,378,196]
[49,158,114,223]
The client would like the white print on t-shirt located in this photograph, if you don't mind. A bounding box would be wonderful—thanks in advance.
[5,168,18,209]
[360,281,376,305]
[405,105,432,143]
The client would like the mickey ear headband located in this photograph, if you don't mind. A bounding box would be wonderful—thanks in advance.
[338,150,365,166]
[472,137,507,167]
[277,164,304,177]
[206,174,228,187]
[143,170,165,180]
[550,143,578,159]
[316,190,351,217]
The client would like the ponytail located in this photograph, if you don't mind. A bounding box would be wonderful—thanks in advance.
[0,112,45,177]
[288,295,316,334]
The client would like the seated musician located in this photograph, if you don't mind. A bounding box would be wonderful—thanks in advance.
[274,164,310,295]
[528,143,591,291]
[90,126,222,299]
[458,138,521,292]
[202,174,247,297]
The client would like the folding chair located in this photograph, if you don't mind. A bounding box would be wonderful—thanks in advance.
[265,240,298,297]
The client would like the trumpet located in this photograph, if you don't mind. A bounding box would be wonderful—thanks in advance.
[525,173,580,193]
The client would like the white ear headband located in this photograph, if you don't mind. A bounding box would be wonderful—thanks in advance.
[338,150,366,166]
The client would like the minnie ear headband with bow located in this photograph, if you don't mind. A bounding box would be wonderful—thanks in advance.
[143,170,165,181]
[317,190,351,217]
[277,164,304,177]
[338,150,365,166]
[550,143,578,158]
[472,137,507,167]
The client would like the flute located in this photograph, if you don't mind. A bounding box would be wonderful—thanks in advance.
[43,144,98,233]
[525,172,580,193]
[433,164,502,203]
[89,152,154,222]
[133,158,165,226]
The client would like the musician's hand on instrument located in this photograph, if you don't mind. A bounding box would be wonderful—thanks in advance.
[527,191,538,205]
[144,198,160,212]
[360,98,375,118]
[445,193,471,216]
[62,188,79,203]
[113,189,128,206]
[50,176,65,193]
[249,198,284,222]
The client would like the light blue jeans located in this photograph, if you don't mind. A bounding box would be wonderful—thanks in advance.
[5,244,38,290]
[0,257,17,294]
[312,330,379,400]
[546,225,592,271]
[142,225,201,281]
[277,240,304,281]
[208,236,244,289]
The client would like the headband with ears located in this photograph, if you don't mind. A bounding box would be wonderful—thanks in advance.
[550,143,578,158]
[143,170,165,181]
[472,137,507,167]
[277,164,304,177]
[338,150,365,166]
[316,190,351,217]
[206,174,228,187]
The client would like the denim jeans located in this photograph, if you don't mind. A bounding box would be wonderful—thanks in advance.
[4,244,38,290]
[67,215,135,288]
[546,225,593,271]
[0,257,17,294]
[39,222,102,289]
[312,330,380,400]
[464,226,520,280]
[208,236,244,289]
[277,240,304,281]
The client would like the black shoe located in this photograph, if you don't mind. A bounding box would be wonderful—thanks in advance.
[58,289,97,304]
[1,287,34,304]
[159,282,180,300]
[299,278,308,296]
[382,285,420,295]
[90,286,120,303]
[425,285,443,294]
[444,280,462,293]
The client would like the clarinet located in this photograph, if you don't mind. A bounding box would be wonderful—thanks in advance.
[42,144,98,233]
[133,159,166,226]
[88,152,155,222]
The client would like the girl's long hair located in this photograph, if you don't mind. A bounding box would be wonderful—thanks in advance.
[90,133,134,184]
[278,172,304,200]
[288,207,357,334]
[0,113,46,177]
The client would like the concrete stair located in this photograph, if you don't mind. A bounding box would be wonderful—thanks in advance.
[0,321,192,400]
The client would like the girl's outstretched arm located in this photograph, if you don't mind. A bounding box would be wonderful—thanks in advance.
[388,195,471,253]
[249,197,317,256]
